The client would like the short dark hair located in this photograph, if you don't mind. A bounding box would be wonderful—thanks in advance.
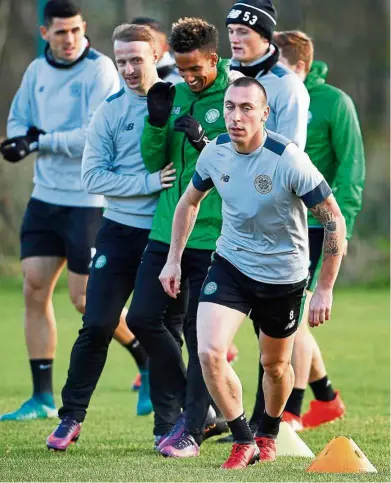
[112,23,155,47]
[228,76,268,102]
[131,16,164,34]
[169,17,218,54]
[43,0,82,27]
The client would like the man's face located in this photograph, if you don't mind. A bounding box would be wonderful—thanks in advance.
[227,24,267,63]
[114,40,157,94]
[174,49,218,93]
[224,84,269,146]
[40,15,86,62]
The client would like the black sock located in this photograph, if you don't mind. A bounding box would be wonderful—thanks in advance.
[125,339,148,372]
[30,359,53,395]
[249,361,265,430]
[284,388,305,417]
[256,411,282,439]
[309,375,336,402]
[227,413,254,444]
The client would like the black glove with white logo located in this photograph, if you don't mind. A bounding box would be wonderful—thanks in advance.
[147,82,176,128]
[0,126,45,163]
[174,115,209,152]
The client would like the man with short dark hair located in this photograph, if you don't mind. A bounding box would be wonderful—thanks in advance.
[160,76,346,468]
[127,17,230,457]
[45,23,186,451]
[0,0,123,422]
[226,0,309,149]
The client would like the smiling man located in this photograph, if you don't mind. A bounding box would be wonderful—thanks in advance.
[126,17,230,458]
[45,23,187,451]
[159,76,346,469]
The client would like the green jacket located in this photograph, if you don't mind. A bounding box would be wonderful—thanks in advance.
[141,59,230,250]
[305,61,365,239]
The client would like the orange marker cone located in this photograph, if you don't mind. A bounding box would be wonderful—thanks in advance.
[306,436,377,473]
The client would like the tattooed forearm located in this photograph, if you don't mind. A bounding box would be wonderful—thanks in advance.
[310,202,339,260]
[185,207,198,242]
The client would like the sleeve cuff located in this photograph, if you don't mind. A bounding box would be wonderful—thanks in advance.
[38,133,54,152]
[147,171,162,193]
[192,171,214,192]
[300,179,332,208]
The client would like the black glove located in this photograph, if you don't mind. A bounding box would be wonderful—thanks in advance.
[147,82,176,128]
[174,115,209,152]
[0,126,45,163]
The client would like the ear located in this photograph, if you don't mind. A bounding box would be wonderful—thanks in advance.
[261,105,270,123]
[39,25,48,42]
[152,47,158,64]
[210,52,218,67]
[82,20,87,35]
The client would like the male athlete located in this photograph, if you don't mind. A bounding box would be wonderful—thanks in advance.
[127,18,230,457]
[271,30,365,429]
[45,23,185,451]
[160,76,346,468]
[0,0,131,421]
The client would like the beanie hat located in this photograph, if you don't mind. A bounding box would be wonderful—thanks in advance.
[226,0,277,42]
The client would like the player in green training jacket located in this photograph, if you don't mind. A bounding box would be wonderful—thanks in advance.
[127,18,232,458]
[268,30,365,430]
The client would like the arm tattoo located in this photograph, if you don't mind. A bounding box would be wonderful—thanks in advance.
[185,207,197,242]
[310,203,339,260]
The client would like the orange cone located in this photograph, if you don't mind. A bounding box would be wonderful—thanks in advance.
[306,436,377,473]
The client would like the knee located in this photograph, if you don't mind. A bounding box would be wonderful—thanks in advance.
[23,273,50,303]
[261,357,290,382]
[70,293,86,314]
[80,320,113,348]
[198,346,225,373]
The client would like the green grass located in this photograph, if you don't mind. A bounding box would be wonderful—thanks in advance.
[0,279,389,482]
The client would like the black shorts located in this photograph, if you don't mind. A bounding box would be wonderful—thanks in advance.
[199,253,307,338]
[308,227,324,291]
[20,198,102,275]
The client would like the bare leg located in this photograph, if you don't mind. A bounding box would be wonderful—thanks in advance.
[23,256,65,359]
[260,330,296,418]
[197,302,245,421]
[291,292,314,389]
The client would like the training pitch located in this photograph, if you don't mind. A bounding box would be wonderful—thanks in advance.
[0,278,389,482]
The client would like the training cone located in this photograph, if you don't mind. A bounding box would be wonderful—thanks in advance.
[306,436,377,473]
[276,422,314,457]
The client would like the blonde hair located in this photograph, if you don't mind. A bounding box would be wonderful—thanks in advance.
[112,23,154,47]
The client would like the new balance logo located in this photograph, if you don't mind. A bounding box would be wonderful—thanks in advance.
[221,174,230,182]
[227,8,242,19]
[284,320,296,331]
[121,122,134,132]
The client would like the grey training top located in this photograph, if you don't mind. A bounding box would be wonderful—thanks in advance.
[193,130,331,284]
[82,85,162,229]
[7,45,119,207]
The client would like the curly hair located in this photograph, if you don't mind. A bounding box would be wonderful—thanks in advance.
[169,17,218,54]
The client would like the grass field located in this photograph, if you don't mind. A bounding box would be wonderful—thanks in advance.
[0,278,389,482]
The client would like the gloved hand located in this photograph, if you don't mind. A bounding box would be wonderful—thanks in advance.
[174,115,209,152]
[147,82,176,128]
[0,126,45,163]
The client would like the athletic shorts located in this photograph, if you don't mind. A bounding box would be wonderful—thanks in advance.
[199,253,307,338]
[308,227,324,291]
[20,198,102,275]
